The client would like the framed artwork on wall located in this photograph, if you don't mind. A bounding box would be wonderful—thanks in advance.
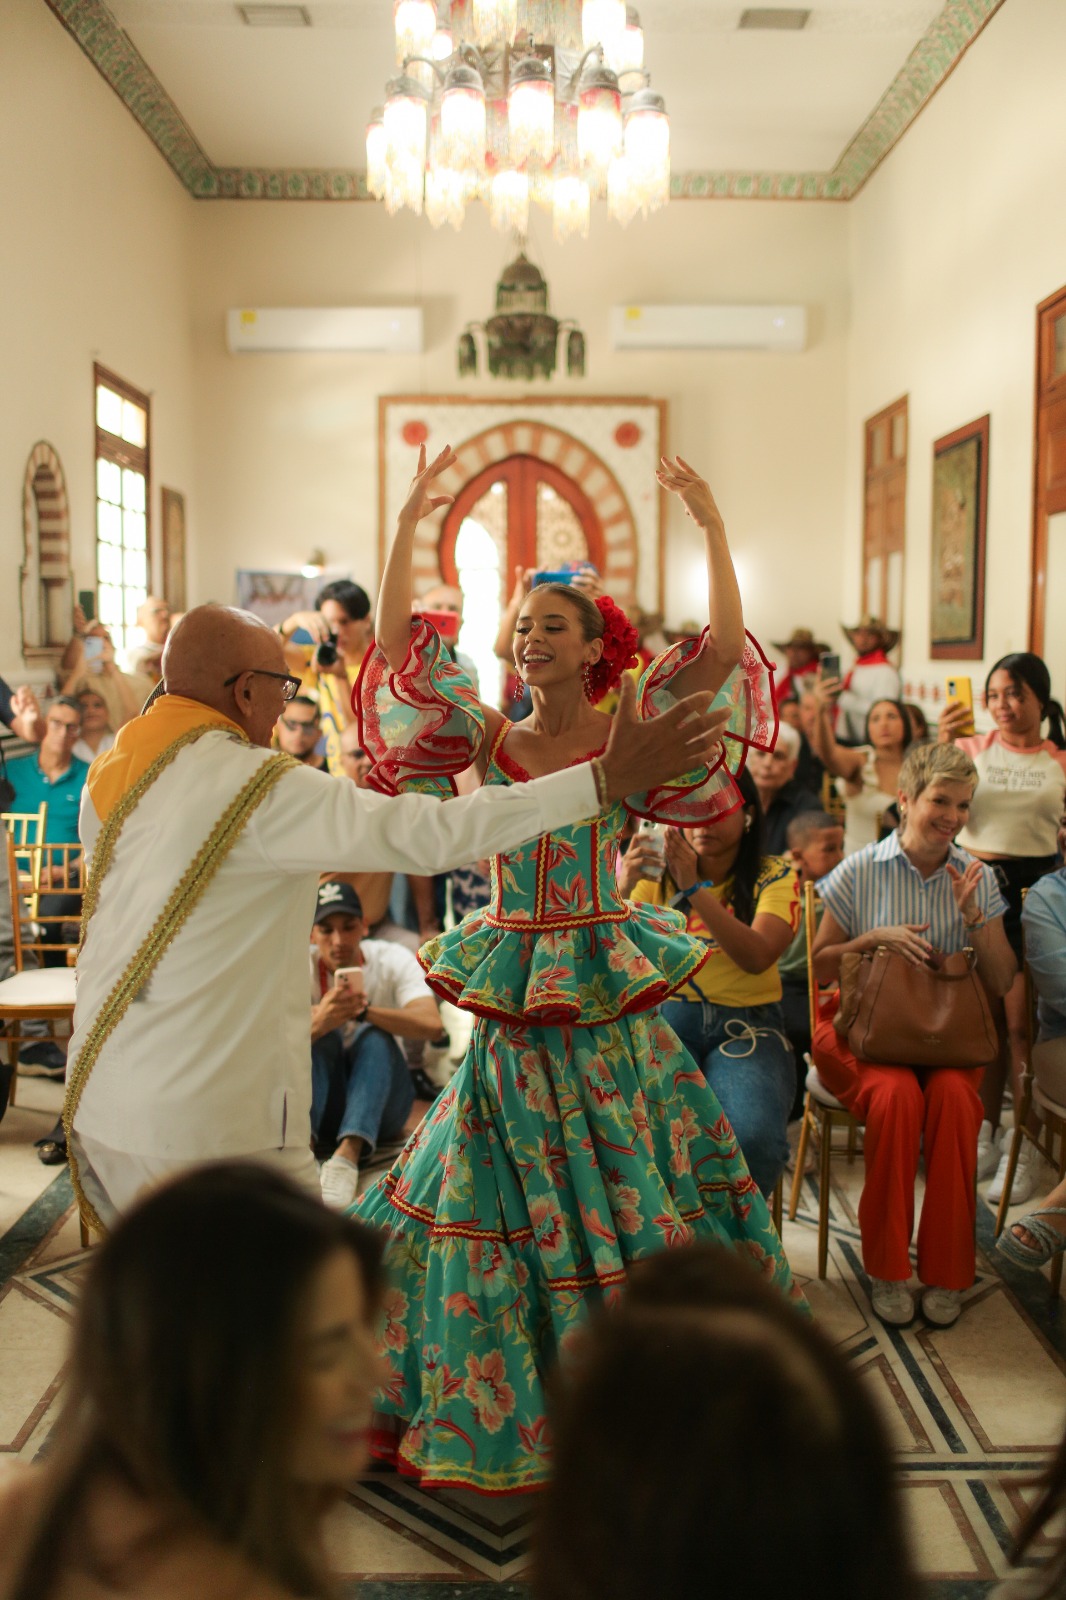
[161,487,187,614]
[929,414,990,661]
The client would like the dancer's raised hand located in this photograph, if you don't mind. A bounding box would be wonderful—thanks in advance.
[398,444,458,529]
[656,456,724,535]
[599,675,731,805]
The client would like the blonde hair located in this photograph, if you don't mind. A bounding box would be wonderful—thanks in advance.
[898,741,977,801]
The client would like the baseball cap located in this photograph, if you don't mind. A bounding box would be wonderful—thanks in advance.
[313,881,364,924]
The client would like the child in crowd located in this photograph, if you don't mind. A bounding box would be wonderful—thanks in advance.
[777,810,846,1110]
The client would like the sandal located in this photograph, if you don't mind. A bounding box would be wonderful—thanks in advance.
[996,1206,1066,1271]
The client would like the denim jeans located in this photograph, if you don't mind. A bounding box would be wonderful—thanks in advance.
[311,1024,414,1159]
[661,999,796,1195]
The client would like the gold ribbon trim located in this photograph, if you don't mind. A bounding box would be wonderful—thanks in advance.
[64,732,296,1236]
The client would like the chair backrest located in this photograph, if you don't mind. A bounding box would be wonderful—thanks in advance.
[3,803,48,848]
[4,830,26,973]
[819,771,844,819]
[21,841,83,969]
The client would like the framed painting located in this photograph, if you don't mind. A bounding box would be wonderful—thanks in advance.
[929,414,990,661]
[160,487,187,614]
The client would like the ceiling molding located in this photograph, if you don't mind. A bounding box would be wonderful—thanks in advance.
[43,0,1007,205]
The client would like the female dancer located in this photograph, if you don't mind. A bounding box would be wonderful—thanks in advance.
[352,446,801,1494]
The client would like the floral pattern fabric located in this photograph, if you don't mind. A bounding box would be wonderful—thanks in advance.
[352,667,803,1493]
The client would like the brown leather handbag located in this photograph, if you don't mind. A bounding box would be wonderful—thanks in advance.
[834,946,998,1069]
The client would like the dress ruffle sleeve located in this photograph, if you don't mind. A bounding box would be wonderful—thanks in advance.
[625,628,778,825]
[354,619,486,798]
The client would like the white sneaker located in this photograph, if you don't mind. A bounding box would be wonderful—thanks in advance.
[319,1153,360,1210]
[977,1119,1002,1181]
[986,1140,1040,1205]
[921,1287,962,1327]
[870,1278,915,1326]
[421,1034,455,1090]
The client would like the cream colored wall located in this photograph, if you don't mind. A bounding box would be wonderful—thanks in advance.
[845,0,1066,721]
[0,0,195,689]
[189,198,850,653]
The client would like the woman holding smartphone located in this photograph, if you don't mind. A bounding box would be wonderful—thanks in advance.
[939,652,1066,1201]
[809,677,912,855]
[349,446,802,1495]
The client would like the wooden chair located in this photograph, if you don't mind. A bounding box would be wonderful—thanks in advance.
[3,804,48,849]
[787,879,862,1278]
[820,771,845,820]
[0,836,80,1108]
[994,928,1066,1300]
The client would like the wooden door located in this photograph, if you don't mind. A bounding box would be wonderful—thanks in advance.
[862,397,908,640]
[1030,286,1066,684]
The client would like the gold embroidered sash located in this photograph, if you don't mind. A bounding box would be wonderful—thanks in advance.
[64,731,296,1235]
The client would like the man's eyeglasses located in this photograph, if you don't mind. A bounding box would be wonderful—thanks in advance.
[279,715,320,733]
[223,669,302,702]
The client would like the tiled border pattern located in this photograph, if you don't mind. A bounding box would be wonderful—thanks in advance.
[43,0,1006,204]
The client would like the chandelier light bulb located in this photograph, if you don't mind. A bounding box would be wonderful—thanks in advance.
[393,0,436,65]
[473,0,517,47]
[489,168,530,234]
[581,0,626,55]
[441,64,487,170]
[365,108,387,198]
[552,175,591,242]
[384,75,430,164]
[624,87,670,212]
[577,63,622,175]
[430,4,453,59]
[606,152,640,225]
[508,56,555,166]
[425,166,468,228]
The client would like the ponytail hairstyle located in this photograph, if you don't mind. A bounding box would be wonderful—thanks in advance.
[985,653,1066,749]
[538,585,640,704]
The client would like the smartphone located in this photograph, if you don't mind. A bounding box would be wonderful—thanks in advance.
[83,636,105,669]
[333,966,366,995]
[637,818,666,881]
[78,589,96,623]
[819,651,841,681]
[416,608,460,644]
[532,570,575,587]
[945,675,976,737]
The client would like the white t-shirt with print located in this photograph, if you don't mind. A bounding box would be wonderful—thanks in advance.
[956,731,1066,857]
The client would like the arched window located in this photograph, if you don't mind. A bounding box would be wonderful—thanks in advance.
[21,442,73,658]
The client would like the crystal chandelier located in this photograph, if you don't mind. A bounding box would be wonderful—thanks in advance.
[366,0,670,242]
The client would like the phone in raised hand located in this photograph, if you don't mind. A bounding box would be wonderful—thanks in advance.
[333,966,366,996]
[945,676,975,737]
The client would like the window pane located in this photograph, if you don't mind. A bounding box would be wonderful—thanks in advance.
[891,411,906,460]
[870,424,887,470]
[122,469,146,512]
[97,544,123,586]
[97,458,122,505]
[96,385,123,435]
[125,590,142,628]
[98,583,123,625]
[124,549,147,589]
[455,514,503,701]
[123,509,147,551]
[97,501,121,545]
[121,400,147,448]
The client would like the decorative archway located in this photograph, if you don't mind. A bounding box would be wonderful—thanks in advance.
[21,441,73,659]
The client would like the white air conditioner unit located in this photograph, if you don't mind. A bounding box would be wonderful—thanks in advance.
[610,304,807,353]
[226,306,423,355]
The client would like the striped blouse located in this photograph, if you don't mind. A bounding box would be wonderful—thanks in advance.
[818,833,1007,953]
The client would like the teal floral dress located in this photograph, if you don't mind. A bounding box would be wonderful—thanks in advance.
[351,621,804,1494]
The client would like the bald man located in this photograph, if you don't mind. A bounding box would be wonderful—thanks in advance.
[65,604,729,1224]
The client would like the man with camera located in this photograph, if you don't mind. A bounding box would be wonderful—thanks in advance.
[276,579,374,774]
[310,880,439,1208]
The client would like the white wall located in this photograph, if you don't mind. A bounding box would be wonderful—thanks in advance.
[0,0,195,688]
[845,0,1066,715]
[189,197,850,652]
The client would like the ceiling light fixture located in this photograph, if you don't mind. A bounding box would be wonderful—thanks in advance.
[366,0,670,240]
[238,4,311,26]
[458,251,585,379]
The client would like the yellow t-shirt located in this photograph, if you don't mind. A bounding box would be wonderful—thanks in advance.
[317,664,362,776]
[632,855,800,1007]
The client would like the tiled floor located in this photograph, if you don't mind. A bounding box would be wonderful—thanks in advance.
[2,1079,1064,1600]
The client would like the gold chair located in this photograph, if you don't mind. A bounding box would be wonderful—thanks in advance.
[3,804,49,848]
[820,771,845,820]
[0,837,80,1109]
[994,932,1066,1300]
[787,879,862,1278]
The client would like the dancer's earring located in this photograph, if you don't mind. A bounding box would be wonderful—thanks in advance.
[582,662,593,699]
[513,675,526,702]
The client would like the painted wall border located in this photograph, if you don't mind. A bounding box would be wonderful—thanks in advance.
[43,0,1006,205]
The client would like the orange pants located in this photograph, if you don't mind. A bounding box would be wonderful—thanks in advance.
[812,1004,982,1290]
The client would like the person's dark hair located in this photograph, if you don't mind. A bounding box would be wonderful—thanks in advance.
[1011,1427,1066,1597]
[904,701,930,743]
[314,579,371,623]
[724,766,764,927]
[785,810,842,851]
[10,1164,384,1600]
[986,652,1066,748]
[539,582,604,644]
[290,694,320,715]
[534,1244,914,1600]
[52,696,84,717]
[863,698,911,750]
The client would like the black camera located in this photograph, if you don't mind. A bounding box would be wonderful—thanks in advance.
[314,632,339,670]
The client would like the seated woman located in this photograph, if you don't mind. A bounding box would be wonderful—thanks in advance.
[621,769,800,1196]
[73,686,116,765]
[810,678,911,855]
[534,1243,914,1600]
[0,1164,385,1600]
[811,742,1016,1328]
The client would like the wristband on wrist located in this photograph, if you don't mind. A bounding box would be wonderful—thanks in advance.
[963,912,986,931]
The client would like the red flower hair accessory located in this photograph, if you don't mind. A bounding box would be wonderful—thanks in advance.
[587,595,640,704]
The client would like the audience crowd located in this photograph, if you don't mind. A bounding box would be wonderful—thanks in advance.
[5,576,1066,1594]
